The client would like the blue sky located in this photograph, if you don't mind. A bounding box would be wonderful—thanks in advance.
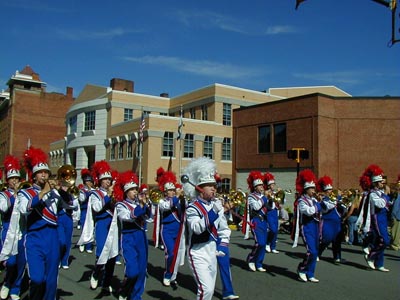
[1,0,399,98]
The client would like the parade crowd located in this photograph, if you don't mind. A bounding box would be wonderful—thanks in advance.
[0,146,399,300]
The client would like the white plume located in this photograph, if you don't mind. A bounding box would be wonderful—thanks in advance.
[182,156,216,199]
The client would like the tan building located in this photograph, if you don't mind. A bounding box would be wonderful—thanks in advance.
[0,66,73,175]
[58,78,349,187]
[232,93,400,194]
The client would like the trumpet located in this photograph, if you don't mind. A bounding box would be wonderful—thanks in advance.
[149,188,163,205]
[227,190,246,208]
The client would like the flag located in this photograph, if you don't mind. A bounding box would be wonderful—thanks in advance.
[139,112,145,143]
[295,0,306,9]
[177,106,184,141]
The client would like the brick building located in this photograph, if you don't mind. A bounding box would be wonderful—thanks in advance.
[232,93,400,194]
[0,66,74,173]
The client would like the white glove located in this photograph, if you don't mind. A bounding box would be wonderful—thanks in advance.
[212,199,223,213]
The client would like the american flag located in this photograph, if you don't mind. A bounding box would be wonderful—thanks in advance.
[139,112,145,143]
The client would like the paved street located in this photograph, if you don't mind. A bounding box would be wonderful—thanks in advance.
[3,223,399,300]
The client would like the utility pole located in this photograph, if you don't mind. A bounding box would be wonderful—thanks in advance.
[287,147,309,176]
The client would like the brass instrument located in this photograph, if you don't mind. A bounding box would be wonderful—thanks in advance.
[18,181,32,190]
[228,190,246,208]
[273,189,286,205]
[68,185,80,197]
[57,165,77,188]
[149,188,163,205]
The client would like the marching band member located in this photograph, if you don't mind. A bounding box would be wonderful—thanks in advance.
[89,160,117,293]
[362,165,391,272]
[183,156,224,300]
[317,176,343,264]
[78,168,95,253]
[263,172,280,254]
[158,169,185,287]
[293,169,321,283]
[114,171,151,300]
[390,174,400,251]
[0,155,26,300]
[246,171,268,272]
[57,165,79,270]
[17,147,62,300]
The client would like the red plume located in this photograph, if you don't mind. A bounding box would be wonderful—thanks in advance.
[296,169,317,195]
[3,155,21,173]
[364,164,384,178]
[263,172,275,187]
[23,146,48,180]
[158,171,177,192]
[317,176,333,192]
[359,174,371,191]
[247,170,263,192]
[81,168,91,177]
[113,171,139,202]
[91,160,111,185]
[156,167,165,182]
[139,184,148,193]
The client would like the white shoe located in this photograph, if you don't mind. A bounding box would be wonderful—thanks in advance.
[223,295,240,300]
[265,245,271,253]
[86,249,93,254]
[377,266,390,272]
[62,265,69,269]
[119,296,127,300]
[90,274,98,289]
[10,295,20,300]
[297,271,307,282]
[248,262,256,272]
[308,277,319,283]
[79,245,85,253]
[271,249,279,254]
[77,225,81,230]
[163,278,171,286]
[257,267,267,272]
[363,247,370,255]
[316,257,320,262]
[0,285,9,299]
[364,254,375,270]
[116,260,122,265]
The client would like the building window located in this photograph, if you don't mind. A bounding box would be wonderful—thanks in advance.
[127,135,133,158]
[222,137,231,161]
[124,109,133,121]
[190,108,196,119]
[84,111,96,131]
[184,134,194,158]
[160,112,167,116]
[221,178,231,193]
[223,103,231,126]
[259,125,271,153]
[204,136,213,159]
[144,110,151,116]
[163,132,174,157]
[201,105,208,121]
[118,142,124,159]
[110,144,116,160]
[69,115,77,134]
[274,123,287,152]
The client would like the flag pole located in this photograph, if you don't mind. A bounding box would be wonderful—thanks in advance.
[178,105,183,178]
[138,108,144,186]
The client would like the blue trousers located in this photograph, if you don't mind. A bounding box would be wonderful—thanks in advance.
[368,210,390,268]
[217,244,235,298]
[58,213,73,267]
[298,220,319,278]
[120,230,148,300]
[25,225,59,300]
[161,221,180,279]
[247,217,267,269]
[267,209,279,250]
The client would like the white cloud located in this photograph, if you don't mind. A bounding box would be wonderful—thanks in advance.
[55,27,143,41]
[122,55,265,79]
[174,10,297,36]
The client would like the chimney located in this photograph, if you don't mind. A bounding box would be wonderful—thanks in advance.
[66,86,73,99]
[110,78,134,93]
[160,92,169,98]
